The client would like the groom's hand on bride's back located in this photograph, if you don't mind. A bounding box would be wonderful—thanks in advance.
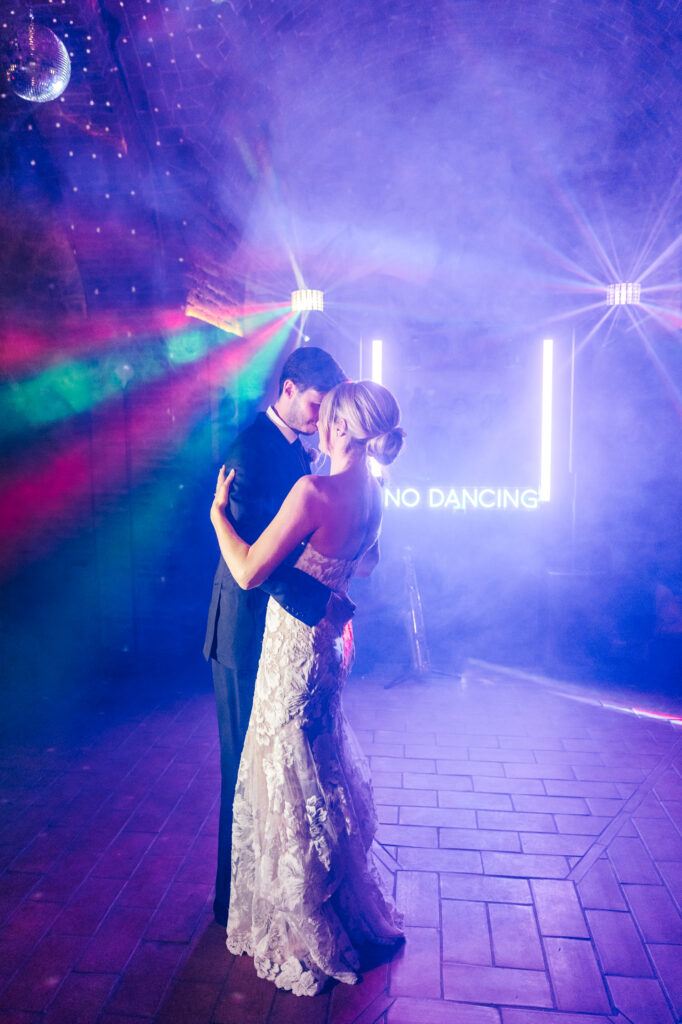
[326,591,355,629]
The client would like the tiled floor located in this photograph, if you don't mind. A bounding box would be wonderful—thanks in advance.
[1,662,681,1023]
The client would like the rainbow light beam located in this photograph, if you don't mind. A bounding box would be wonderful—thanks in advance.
[539,337,554,503]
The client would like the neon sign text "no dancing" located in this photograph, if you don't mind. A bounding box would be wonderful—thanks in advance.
[384,487,540,511]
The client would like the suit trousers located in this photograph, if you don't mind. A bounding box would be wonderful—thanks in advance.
[210,658,257,926]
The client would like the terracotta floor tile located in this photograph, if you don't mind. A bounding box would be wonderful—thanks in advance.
[360,743,405,758]
[397,847,482,873]
[585,797,625,816]
[544,779,622,799]
[103,940,185,1017]
[606,975,675,1024]
[395,871,439,928]
[623,883,682,943]
[0,1011,46,1024]
[532,750,605,766]
[489,903,543,970]
[27,850,100,906]
[372,756,436,774]
[155,979,223,1024]
[441,899,491,965]
[572,764,647,783]
[654,770,682,801]
[607,836,661,884]
[477,810,556,833]
[512,795,590,815]
[376,824,438,848]
[440,827,520,852]
[406,744,467,760]
[553,814,611,835]
[78,904,153,973]
[632,794,667,818]
[577,857,627,911]
[399,806,476,828]
[474,778,546,796]
[51,876,125,936]
[388,996,500,1024]
[374,787,437,807]
[442,962,551,1007]
[377,805,399,824]
[8,830,77,876]
[389,926,441,998]
[657,860,682,911]
[0,872,45,920]
[404,773,473,792]
[647,943,682,1016]
[531,880,588,938]
[441,875,531,903]
[91,832,155,881]
[482,852,569,879]
[329,957,388,1023]
[586,908,653,977]
[440,791,513,811]
[269,986,331,1024]
[634,817,682,862]
[500,1011,611,1024]
[41,972,116,1024]
[0,934,88,1013]
[542,937,610,1013]
[504,764,576,781]
[498,737,564,751]
[520,833,593,856]
[174,923,233,985]
[470,748,530,763]
[438,759,504,777]
[375,731,432,746]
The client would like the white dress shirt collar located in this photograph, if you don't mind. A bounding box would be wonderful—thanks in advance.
[266,404,299,444]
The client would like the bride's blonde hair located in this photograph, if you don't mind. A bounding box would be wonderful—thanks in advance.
[319,380,405,466]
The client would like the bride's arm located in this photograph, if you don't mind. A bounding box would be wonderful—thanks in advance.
[210,466,320,589]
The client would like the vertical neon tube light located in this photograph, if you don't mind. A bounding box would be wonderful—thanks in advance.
[539,338,553,502]
[371,339,383,384]
[370,339,383,476]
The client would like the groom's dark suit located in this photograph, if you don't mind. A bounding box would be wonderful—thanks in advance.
[204,411,332,925]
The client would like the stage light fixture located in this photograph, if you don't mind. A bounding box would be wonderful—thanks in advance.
[291,289,324,312]
[606,283,641,306]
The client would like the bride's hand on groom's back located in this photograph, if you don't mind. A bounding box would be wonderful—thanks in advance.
[211,466,235,520]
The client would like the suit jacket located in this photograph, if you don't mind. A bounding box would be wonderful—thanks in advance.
[203,412,331,672]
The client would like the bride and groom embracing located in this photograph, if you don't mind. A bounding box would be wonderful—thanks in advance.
[203,346,405,997]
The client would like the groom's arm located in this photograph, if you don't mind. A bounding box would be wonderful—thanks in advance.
[224,437,350,628]
[260,564,333,627]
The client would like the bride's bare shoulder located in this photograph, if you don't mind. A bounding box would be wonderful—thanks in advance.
[292,473,331,508]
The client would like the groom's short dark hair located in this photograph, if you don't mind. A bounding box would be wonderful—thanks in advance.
[278,346,346,395]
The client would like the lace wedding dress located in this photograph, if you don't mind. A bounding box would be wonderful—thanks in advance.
[226,543,404,996]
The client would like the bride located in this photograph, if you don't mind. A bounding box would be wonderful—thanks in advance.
[210,379,405,996]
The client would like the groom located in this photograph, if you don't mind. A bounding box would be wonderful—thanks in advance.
[204,345,349,927]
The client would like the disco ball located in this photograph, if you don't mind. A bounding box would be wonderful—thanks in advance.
[6,21,71,103]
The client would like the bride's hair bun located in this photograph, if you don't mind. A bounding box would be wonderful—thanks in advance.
[367,426,406,466]
[319,379,405,466]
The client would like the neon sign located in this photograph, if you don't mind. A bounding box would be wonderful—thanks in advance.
[383,338,552,513]
[384,487,540,511]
